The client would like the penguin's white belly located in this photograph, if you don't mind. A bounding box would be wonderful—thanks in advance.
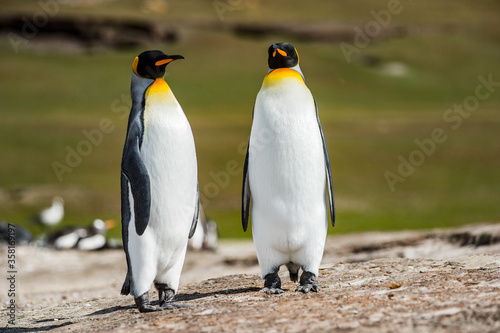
[141,106,197,259]
[128,99,197,295]
[249,80,327,270]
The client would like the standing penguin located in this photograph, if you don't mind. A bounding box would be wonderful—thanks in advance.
[242,43,335,294]
[120,50,199,312]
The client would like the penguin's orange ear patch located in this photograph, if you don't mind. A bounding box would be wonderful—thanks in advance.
[132,56,140,75]
[155,59,173,66]
[277,49,287,57]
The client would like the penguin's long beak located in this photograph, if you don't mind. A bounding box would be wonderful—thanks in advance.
[155,55,185,66]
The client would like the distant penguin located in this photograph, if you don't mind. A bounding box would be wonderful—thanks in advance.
[50,227,86,250]
[77,219,115,250]
[188,206,206,251]
[203,219,219,251]
[36,196,64,226]
[188,206,218,251]
[120,50,199,312]
[242,43,335,294]
[48,219,115,250]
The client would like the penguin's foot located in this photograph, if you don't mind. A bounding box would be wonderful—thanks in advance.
[295,271,319,293]
[154,283,188,309]
[161,302,189,310]
[134,293,163,313]
[261,272,284,295]
[155,283,175,306]
[261,287,285,294]
[296,284,319,293]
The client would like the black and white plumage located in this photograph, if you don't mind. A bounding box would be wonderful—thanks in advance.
[242,43,335,294]
[48,219,115,250]
[120,50,199,312]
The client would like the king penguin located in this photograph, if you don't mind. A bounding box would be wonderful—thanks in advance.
[120,50,199,312]
[242,43,335,294]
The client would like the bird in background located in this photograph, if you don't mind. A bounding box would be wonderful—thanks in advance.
[242,42,335,294]
[188,206,219,252]
[47,218,115,250]
[120,50,199,312]
[36,196,64,227]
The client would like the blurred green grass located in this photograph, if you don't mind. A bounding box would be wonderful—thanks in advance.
[0,0,499,239]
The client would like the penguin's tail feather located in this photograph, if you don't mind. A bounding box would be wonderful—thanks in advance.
[120,271,131,296]
[286,263,301,283]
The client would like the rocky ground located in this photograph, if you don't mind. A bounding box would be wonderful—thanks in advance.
[1,223,500,332]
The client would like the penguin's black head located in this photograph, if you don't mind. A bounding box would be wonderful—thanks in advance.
[132,50,184,79]
[268,43,299,69]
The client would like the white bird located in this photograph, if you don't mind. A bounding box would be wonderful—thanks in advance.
[37,196,64,226]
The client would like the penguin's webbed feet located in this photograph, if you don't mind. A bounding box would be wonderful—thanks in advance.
[295,284,319,293]
[161,302,189,309]
[155,283,175,306]
[156,283,189,309]
[261,272,284,295]
[134,293,163,313]
[295,271,319,293]
[261,287,285,295]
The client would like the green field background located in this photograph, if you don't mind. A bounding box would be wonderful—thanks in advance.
[1,0,499,239]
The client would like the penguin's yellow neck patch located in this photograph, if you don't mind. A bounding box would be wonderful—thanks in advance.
[263,68,304,88]
[145,78,170,98]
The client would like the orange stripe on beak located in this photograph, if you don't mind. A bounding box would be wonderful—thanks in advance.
[155,59,173,66]
[273,50,277,57]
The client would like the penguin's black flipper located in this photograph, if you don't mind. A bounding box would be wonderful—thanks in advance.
[122,133,151,236]
[121,78,152,237]
[120,173,132,295]
[120,98,151,294]
[241,143,251,232]
[188,183,200,239]
[120,267,131,295]
[314,99,335,227]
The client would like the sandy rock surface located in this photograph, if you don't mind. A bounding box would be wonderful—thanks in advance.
[1,223,499,332]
